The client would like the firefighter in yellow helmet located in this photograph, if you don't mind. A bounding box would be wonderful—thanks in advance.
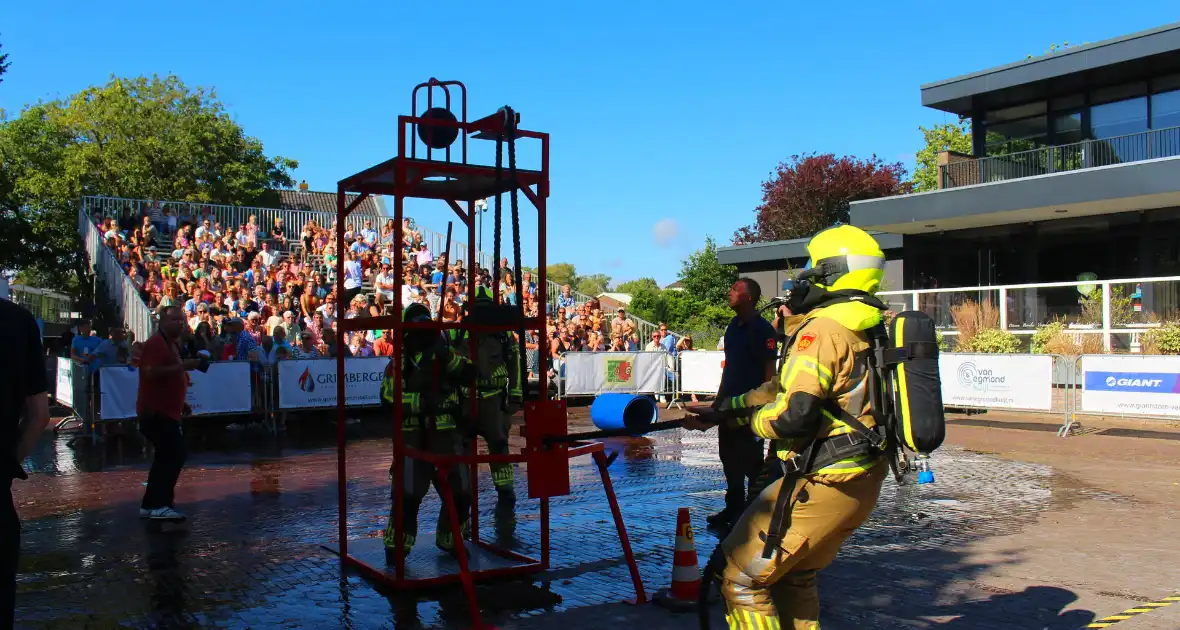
[381,302,477,562]
[690,225,891,630]
[448,285,523,506]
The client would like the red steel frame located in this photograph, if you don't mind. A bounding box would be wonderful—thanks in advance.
[331,79,646,629]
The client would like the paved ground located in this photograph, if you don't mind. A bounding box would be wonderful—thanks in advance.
[12,406,1180,629]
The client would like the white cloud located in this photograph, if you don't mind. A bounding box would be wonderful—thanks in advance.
[652,218,680,248]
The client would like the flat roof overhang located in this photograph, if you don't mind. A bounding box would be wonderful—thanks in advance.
[850,156,1180,235]
[717,233,903,266]
[922,22,1180,116]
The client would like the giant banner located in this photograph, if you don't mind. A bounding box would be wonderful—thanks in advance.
[1080,354,1180,417]
[55,357,75,408]
[277,357,390,409]
[99,362,254,419]
[938,353,1054,411]
[561,352,667,396]
[679,351,725,394]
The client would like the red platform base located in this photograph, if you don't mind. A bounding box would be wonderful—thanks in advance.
[325,536,543,588]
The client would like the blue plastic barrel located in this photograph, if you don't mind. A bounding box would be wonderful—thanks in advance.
[590,394,658,432]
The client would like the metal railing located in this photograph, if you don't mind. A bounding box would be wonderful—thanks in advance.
[79,208,157,341]
[9,285,73,324]
[941,125,1180,188]
[880,274,1180,353]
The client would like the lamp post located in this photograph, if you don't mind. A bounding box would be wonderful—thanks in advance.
[474,198,488,256]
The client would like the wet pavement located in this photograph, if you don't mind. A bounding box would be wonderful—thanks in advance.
[14,408,1098,629]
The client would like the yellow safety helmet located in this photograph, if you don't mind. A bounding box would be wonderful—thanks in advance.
[802,225,886,295]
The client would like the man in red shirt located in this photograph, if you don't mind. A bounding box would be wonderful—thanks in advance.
[137,305,201,521]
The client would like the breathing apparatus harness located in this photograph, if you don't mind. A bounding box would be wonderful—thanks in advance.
[697,263,895,630]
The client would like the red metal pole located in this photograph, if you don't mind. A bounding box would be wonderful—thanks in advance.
[535,195,549,397]
[540,497,550,569]
[436,465,486,629]
[593,450,647,604]
[392,127,407,580]
[335,184,349,558]
[466,199,481,544]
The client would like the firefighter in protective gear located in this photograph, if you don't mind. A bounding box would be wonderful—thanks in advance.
[381,303,477,561]
[449,285,523,504]
[703,225,892,630]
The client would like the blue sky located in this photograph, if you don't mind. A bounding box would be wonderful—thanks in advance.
[1,2,1173,286]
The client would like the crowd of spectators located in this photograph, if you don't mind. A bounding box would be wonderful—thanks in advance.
[92,204,686,382]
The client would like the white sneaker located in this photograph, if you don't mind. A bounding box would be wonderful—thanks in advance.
[226,423,246,431]
[146,507,187,522]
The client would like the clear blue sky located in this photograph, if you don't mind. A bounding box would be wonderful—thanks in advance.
[1,2,1173,286]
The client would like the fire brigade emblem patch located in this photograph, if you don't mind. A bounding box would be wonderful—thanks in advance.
[796,333,817,351]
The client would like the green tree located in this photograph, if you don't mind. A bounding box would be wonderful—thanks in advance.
[0,74,298,291]
[546,262,578,288]
[615,277,660,295]
[576,273,611,296]
[0,39,9,86]
[914,118,973,192]
[678,237,738,309]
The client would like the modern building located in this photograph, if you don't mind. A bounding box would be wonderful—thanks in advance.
[719,22,1180,320]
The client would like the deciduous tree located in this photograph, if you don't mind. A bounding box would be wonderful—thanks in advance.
[679,237,738,308]
[615,277,660,295]
[734,153,911,244]
[545,263,578,288]
[914,118,973,192]
[575,273,611,297]
[0,74,298,291]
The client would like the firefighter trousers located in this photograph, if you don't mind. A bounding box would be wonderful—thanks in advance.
[720,460,887,630]
[384,428,471,553]
[474,393,514,493]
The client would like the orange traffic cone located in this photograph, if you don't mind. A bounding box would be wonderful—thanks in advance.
[654,507,701,611]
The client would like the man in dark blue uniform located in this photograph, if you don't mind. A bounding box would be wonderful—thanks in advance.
[703,278,777,529]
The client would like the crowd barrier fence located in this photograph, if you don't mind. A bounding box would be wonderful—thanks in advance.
[52,350,1180,439]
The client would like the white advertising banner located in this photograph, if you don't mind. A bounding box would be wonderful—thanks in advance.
[938,353,1054,411]
[99,362,254,419]
[561,352,667,396]
[55,357,74,408]
[277,357,390,409]
[680,351,725,394]
[1080,354,1180,417]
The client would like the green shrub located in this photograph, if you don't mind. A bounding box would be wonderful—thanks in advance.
[1078,286,1134,326]
[961,328,1020,353]
[936,331,948,352]
[1030,321,1066,354]
[1142,323,1180,355]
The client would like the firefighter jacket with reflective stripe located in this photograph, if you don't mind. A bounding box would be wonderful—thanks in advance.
[380,346,473,430]
[448,329,522,401]
[727,301,885,476]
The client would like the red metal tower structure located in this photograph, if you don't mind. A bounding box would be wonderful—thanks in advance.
[329,79,646,629]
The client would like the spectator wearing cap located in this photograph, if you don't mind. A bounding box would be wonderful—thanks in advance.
[292,330,320,359]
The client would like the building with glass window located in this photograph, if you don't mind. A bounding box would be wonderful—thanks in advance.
[719,22,1180,318]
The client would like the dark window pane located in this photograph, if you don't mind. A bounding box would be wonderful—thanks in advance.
[1054,112,1083,143]
[1090,96,1148,164]
[984,116,1048,155]
[984,101,1047,124]
[1154,74,1180,94]
[1051,94,1084,111]
[1150,89,1180,158]
[1091,82,1147,106]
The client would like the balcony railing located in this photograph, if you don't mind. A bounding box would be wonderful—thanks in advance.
[940,125,1180,189]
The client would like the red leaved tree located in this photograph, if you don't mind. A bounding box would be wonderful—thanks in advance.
[733,153,912,244]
